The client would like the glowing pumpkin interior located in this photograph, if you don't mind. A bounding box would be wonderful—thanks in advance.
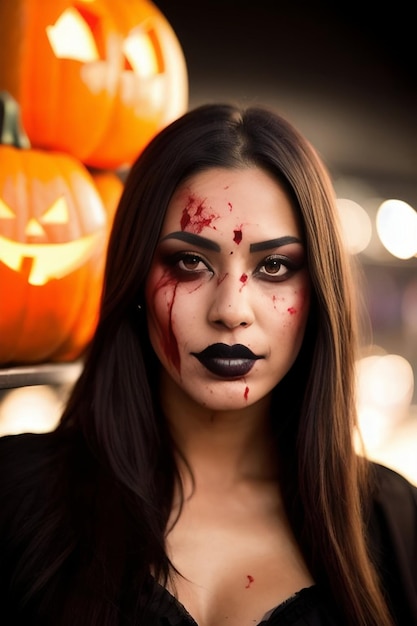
[0,173,106,286]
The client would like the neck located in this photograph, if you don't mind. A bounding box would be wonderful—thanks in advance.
[160,372,278,489]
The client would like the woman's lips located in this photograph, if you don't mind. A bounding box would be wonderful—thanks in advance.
[191,343,264,378]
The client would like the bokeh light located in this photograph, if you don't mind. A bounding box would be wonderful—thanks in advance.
[376,199,417,259]
[0,386,63,436]
[336,197,372,254]
[356,351,415,460]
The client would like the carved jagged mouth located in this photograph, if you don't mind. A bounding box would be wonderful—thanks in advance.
[0,231,104,286]
[191,343,264,378]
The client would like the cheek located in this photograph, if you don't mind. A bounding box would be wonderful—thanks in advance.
[146,268,173,322]
[145,269,182,372]
[287,286,310,318]
[270,283,310,328]
[288,286,311,340]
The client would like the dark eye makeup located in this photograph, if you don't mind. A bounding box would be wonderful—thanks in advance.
[164,251,213,280]
[161,249,304,283]
[254,254,304,282]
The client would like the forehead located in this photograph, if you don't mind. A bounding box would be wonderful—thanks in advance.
[160,167,301,239]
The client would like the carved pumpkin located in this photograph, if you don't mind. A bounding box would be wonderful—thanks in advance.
[0,0,188,170]
[0,92,109,364]
[89,169,124,233]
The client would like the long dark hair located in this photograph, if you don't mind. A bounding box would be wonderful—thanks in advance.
[45,104,392,624]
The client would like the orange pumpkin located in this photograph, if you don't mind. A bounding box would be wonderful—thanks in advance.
[0,0,188,170]
[0,92,109,364]
[89,169,124,233]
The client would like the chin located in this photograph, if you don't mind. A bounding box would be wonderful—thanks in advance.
[186,385,265,413]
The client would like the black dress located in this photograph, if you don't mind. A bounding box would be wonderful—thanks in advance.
[0,427,416,625]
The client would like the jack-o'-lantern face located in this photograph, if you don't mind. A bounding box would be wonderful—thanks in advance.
[0,0,188,169]
[0,174,105,286]
[0,145,108,363]
[46,4,165,115]
[0,92,110,364]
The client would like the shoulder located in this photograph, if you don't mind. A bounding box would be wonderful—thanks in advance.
[371,461,417,496]
[0,425,78,480]
[0,427,98,621]
[370,461,417,529]
[0,427,66,463]
[0,427,80,530]
[369,461,417,567]
[369,461,417,564]
[367,461,417,623]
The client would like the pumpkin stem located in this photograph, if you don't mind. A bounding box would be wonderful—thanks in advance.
[0,90,31,149]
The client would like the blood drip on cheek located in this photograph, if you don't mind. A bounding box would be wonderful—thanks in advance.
[244,386,249,400]
[152,274,181,373]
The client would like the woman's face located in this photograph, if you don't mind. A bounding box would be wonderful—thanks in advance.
[145,167,311,412]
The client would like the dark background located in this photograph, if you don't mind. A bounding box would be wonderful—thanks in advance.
[153,0,416,194]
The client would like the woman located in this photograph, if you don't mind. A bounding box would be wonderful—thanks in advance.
[0,103,416,626]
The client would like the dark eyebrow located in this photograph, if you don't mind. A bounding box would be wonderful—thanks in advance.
[159,231,221,251]
[249,236,302,252]
[159,232,303,253]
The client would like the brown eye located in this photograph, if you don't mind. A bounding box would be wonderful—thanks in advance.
[256,255,294,282]
[178,253,208,272]
[263,257,283,275]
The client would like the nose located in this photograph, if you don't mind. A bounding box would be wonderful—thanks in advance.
[208,273,255,329]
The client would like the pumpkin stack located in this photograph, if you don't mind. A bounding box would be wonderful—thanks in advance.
[0,0,188,365]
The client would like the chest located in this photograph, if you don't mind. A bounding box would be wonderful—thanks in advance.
[164,501,314,626]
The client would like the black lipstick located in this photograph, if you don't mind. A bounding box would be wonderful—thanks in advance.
[191,343,263,378]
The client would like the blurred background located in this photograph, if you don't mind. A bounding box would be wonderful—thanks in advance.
[151,0,417,483]
[1,0,416,482]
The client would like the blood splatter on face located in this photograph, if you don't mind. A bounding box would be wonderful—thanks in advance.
[245,575,254,588]
[145,166,311,415]
[180,195,219,233]
[233,229,242,244]
[180,208,191,231]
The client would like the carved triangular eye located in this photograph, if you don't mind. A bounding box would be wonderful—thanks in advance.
[123,28,162,77]
[25,218,44,237]
[41,197,69,224]
[46,7,100,62]
[0,198,15,219]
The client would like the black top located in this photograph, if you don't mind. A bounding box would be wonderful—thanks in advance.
[147,583,338,625]
[0,427,416,626]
